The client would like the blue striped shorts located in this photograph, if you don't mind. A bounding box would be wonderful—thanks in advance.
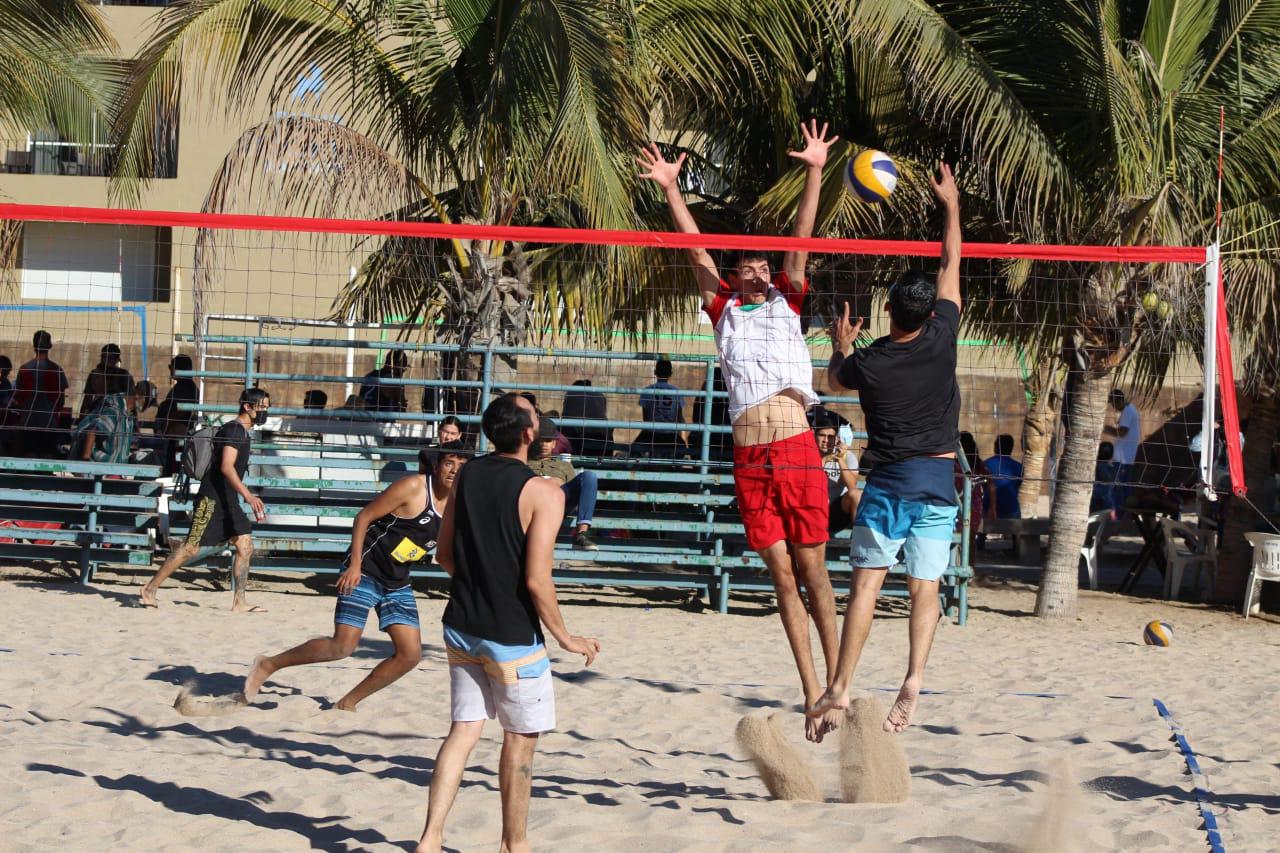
[334,575,420,632]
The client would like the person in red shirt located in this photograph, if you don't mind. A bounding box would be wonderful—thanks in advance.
[10,330,69,457]
[639,120,843,742]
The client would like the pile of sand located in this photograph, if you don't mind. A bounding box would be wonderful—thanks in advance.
[839,696,911,804]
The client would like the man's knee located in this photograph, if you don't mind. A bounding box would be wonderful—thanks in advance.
[853,568,888,594]
[395,643,423,667]
[234,538,254,559]
[334,638,359,658]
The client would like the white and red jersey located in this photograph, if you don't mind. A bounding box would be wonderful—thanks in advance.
[705,272,820,423]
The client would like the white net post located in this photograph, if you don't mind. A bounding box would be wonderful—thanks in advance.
[1199,242,1219,501]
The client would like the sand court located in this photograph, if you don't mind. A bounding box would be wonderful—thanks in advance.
[0,565,1276,851]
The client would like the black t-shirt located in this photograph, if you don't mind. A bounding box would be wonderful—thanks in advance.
[836,299,962,468]
[443,454,542,645]
[198,420,251,505]
[157,378,199,433]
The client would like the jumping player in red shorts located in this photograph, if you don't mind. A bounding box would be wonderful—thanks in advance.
[640,120,842,741]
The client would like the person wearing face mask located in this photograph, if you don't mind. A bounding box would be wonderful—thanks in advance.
[140,387,272,612]
[639,120,843,744]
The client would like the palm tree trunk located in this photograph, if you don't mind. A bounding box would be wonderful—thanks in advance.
[1035,368,1111,618]
[1018,363,1062,516]
[1212,389,1278,607]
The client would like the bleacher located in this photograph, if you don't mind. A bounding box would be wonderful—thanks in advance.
[1,336,973,623]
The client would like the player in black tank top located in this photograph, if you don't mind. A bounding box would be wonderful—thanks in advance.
[419,395,600,853]
[242,443,470,710]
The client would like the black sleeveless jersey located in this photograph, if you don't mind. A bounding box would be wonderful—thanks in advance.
[345,475,442,589]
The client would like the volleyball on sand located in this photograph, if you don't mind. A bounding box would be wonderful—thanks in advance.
[1143,620,1174,646]
[844,149,898,202]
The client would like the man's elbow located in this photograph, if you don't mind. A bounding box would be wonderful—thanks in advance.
[827,371,846,392]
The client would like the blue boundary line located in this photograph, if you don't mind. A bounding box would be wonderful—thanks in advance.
[1153,698,1226,853]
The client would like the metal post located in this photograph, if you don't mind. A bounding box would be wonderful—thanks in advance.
[80,477,102,584]
[699,360,714,476]
[244,339,256,392]
[477,344,495,452]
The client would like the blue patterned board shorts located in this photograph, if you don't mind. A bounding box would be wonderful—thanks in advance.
[334,575,420,632]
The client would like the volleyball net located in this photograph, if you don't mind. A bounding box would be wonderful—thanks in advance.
[0,203,1240,510]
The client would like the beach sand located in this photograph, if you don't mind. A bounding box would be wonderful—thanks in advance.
[0,564,1276,851]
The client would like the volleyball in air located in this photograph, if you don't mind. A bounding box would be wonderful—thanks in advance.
[1142,620,1173,647]
[844,149,898,203]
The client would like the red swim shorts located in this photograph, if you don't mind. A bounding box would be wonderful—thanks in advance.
[732,431,830,552]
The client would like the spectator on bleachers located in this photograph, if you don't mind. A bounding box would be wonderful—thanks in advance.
[528,417,599,550]
[690,365,732,462]
[637,358,686,458]
[303,389,328,411]
[813,412,860,534]
[955,432,995,548]
[360,349,409,412]
[985,434,1024,519]
[154,355,199,474]
[1092,441,1121,512]
[0,354,12,409]
[542,410,574,456]
[520,391,539,412]
[80,343,134,417]
[562,378,610,457]
[71,373,154,463]
[10,330,69,458]
[437,414,463,445]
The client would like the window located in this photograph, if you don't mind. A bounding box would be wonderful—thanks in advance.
[20,222,172,303]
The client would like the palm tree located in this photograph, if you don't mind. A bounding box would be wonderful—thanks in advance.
[0,0,117,286]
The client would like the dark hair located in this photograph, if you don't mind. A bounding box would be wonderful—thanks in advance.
[483,393,535,453]
[520,391,538,410]
[655,359,673,379]
[32,330,52,352]
[104,370,132,396]
[133,380,156,410]
[732,251,772,269]
[386,349,409,368]
[170,354,192,372]
[100,343,122,360]
[1098,441,1115,461]
[418,440,469,475]
[811,408,839,431]
[959,431,978,462]
[303,389,328,409]
[995,434,1015,456]
[440,415,463,432]
[0,355,10,371]
[1110,389,1126,406]
[888,270,937,332]
[240,387,270,414]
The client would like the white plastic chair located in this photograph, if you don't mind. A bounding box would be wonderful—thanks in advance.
[1160,517,1217,601]
[1242,532,1280,618]
[1078,510,1111,591]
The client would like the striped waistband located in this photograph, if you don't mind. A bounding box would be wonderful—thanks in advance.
[446,645,549,685]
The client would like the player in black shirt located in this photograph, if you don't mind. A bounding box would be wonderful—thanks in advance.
[141,387,271,611]
[241,443,469,710]
[810,163,963,735]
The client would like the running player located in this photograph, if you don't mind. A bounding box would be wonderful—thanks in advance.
[241,443,469,710]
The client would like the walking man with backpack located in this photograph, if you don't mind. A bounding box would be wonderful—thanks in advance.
[140,388,271,611]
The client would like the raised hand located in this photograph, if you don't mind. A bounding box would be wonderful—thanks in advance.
[787,119,839,169]
[930,161,959,210]
[637,143,686,190]
[831,301,864,354]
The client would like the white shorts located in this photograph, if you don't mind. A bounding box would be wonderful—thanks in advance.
[444,624,556,734]
[450,662,556,734]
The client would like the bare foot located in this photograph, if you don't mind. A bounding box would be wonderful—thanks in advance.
[804,713,825,743]
[242,655,273,704]
[139,586,158,608]
[805,686,850,718]
[884,679,920,734]
[820,706,844,737]
[232,601,267,613]
[414,837,442,853]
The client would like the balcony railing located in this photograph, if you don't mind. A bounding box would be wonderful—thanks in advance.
[2,139,115,177]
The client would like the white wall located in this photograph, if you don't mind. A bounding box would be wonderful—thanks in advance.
[20,222,159,303]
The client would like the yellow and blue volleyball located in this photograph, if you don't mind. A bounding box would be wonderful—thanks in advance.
[844,149,898,203]
[1143,620,1173,647]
